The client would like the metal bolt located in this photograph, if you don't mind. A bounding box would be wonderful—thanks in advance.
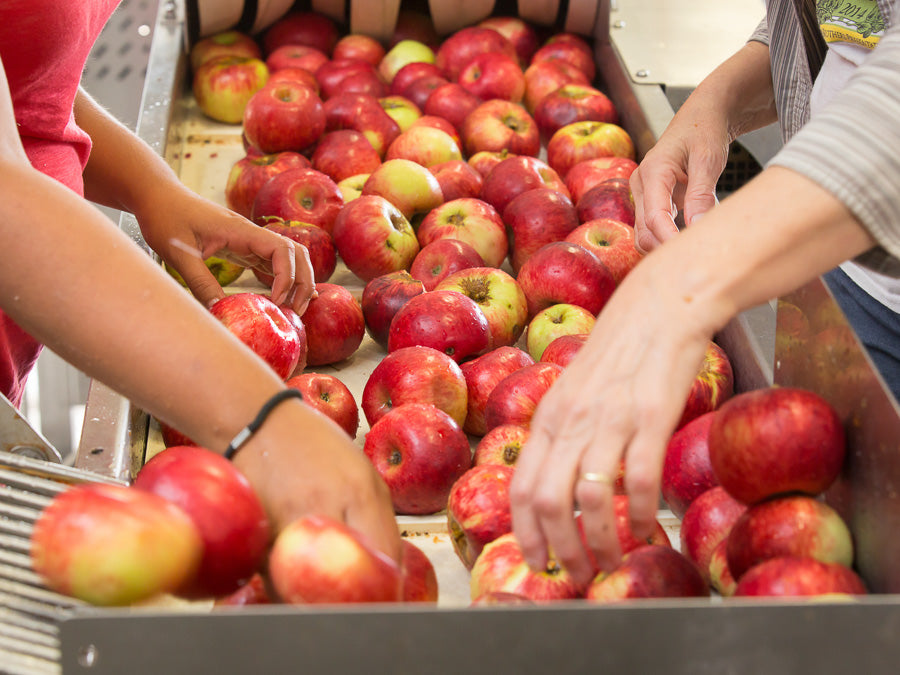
[635,69,650,78]
[613,20,626,29]
[78,644,98,668]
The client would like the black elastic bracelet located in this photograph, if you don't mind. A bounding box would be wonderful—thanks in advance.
[224,389,304,460]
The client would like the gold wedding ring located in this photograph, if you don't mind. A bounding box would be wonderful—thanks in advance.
[580,472,613,485]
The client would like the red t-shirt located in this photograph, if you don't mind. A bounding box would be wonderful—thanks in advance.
[0,0,119,405]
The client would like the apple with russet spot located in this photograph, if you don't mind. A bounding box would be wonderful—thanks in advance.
[251,167,343,234]
[539,333,589,368]
[565,218,642,284]
[311,129,382,183]
[429,159,483,201]
[361,269,426,349]
[285,372,360,439]
[479,155,569,218]
[190,30,261,71]
[301,283,365,367]
[458,52,526,103]
[576,177,636,227]
[547,121,636,179]
[565,157,639,205]
[474,423,531,467]
[525,303,596,362]
[253,216,337,284]
[361,158,444,226]
[461,99,540,158]
[410,239,484,291]
[459,346,535,437]
[447,464,515,569]
[417,197,508,269]
[484,362,564,432]
[192,55,269,124]
[385,125,462,168]
[661,411,719,520]
[225,150,310,219]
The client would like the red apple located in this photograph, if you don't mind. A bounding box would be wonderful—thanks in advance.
[251,167,343,234]
[576,177,636,227]
[377,39,436,84]
[585,545,708,602]
[254,216,337,284]
[409,114,462,147]
[523,59,590,113]
[390,61,444,96]
[361,345,468,428]
[268,514,402,604]
[361,158,444,225]
[478,16,540,65]
[331,194,420,282]
[565,157,639,205]
[429,159,484,201]
[447,464,515,569]
[473,423,531,467]
[470,532,584,602]
[192,55,269,124]
[311,129,383,183]
[301,283,365,366]
[262,11,339,56]
[525,302,597,362]
[133,446,270,599]
[334,34,387,67]
[458,52,526,103]
[387,289,491,364]
[266,67,320,92]
[503,186,579,271]
[400,539,439,603]
[410,239,485,291]
[385,125,463,168]
[533,84,618,142]
[539,333,589,367]
[416,197,508,269]
[531,38,596,82]
[708,386,846,505]
[265,44,329,75]
[679,486,748,584]
[725,494,855,581]
[190,30,261,71]
[225,151,311,219]
[316,58,387,100]
[483,362,564,432]
[323,92,402,157]
[434,26,518,81]
[708,538,737,597]
[213,572,272,606]
[405,74,452,111]
[661,411,719,520]
[733,557,867,598]
[423,82,482,132]
[364,403,471,515]
[285,372,360,439]
[547,121,636,179]
[676,340,734,430]
[209,292,302,379]
[460,346,535,436]
[565,218,642,284]
[361,270,427,348]
[468,149,514,178]
[461,99,540,158]
[278,303,308,377]
[480,155,569,217]
[30,483,202,606]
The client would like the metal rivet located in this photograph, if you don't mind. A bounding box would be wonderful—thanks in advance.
[636,69,650,78]
[613,20,626,29]
[78,644,98,668]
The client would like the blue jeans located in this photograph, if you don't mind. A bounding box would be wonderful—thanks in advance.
[823,267,900,403]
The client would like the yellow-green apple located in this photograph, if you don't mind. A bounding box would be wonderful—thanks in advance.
[301,282,365,366]
[468,149,513,177]
[733,557,867,598]
[315,58,387,100]
[30,483,202,606]
[262,11,339,56]
[214,572,272,606]
[480,155,569,218]
[435,26,518,81]
[725,494,855,581]
[209,292,303,379]
[708,386,846,505]
[447,464,515,569]
[575,177,635,226]
[585,545,709,603]
[267,514,402,604]
[473,423,530,466]
[387,289,491,363]
[458,52,526,102]
[378,39,436,83]
[361,345,468,428]
[331,194,420,282]
[285,372,360,439]
[253,216,337,284]
[410,239,485,291]
[378,95,423,132]
[310,129,382,183]
[391,8,441,49]
[483,361,564,431]
[539,333,588,367]
[338,173,370,202]
[361,270,427,348]
[424,82,482,132]
[504,187,580,273]
[533,84,619,142]
[531,37,596,82]
[436,266,529,349]
[409,114,462,147]
[416,197,508,268]
[547,121,636,178]
[385,125,462,167]
[390,61,444,96]
[323,92,402,157]
[523,59,590,113]
[478,16,540,65]
[363,403,472,515]
[708,539,737,596]
[405,74,451,111]
[192,55,269,124]
[565,157,639,204]
[133,446,270,599]
[470,532,584,602]
[429,159,483,201]
[461,99,540,157]
[225,151,310,219]
[250,167,343,234]
[277,303,308,377]
[400,539,439,603]
[191,30,261,71]
[265,44,329,75]
[516,241,616,318]
[525,303,596,362]
[679,486,747,585]
[334,33,387,67]
[676,340,734,430]
[565,218,642,284]
[266,66,321,92]
[165,256,244,288]
[459,346,535,436]
[661,411,719,520]
[361,158,444,225]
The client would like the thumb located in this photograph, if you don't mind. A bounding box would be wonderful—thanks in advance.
[683,153,725,226]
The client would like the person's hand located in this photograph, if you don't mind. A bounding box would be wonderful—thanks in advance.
[135,185,316,315]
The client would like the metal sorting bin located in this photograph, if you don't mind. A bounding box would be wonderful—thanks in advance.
[10,0,900,673]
